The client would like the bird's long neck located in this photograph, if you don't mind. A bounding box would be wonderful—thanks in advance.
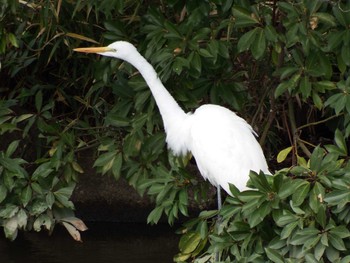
[125,52,187,128]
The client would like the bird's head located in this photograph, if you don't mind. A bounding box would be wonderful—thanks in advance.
[74,41,137,60]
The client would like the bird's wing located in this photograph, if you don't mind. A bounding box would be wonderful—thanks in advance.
[189,105,269,194]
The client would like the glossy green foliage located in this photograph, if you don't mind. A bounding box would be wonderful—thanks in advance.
[0,101,86,240]
[176,141,350,262]
[1,1,350,259]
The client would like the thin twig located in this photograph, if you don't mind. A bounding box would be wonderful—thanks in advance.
[296,113,343,132]
[287,98,312,158]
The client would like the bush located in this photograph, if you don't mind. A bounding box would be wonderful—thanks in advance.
[176,135,350,262]
[1,0,350,261]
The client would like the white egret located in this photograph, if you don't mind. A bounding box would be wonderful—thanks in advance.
[74,41,270,208]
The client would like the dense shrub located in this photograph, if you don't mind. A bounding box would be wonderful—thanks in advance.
[1,0,350,261]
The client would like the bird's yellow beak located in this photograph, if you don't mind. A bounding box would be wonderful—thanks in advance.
[73,46,115,53]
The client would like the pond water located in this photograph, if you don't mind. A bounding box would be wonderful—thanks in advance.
[0,223,179,263]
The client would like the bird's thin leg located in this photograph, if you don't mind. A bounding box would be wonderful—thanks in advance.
[217,185,222,210]
[215,185,222,262]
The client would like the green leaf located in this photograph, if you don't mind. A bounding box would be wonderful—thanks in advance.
[285,23,299,47]
[32,162,53,180]
[325,93,342,108]
[326,245,340,261]
[249,171,271,192]
[304,253,319,263]
[233,6,259,28]
[190,52,202,73]
[218,42,229,59]
[274,210,298,226]
[329,233,346,251]
[324,190,350,205]
[178,202,188,217]
[277,146,292,163]
[278,2,297,15]
[31,182,43,194]
[0,204,19,219]
[3,217,18,241]
[237,28,258,53]
[334,129,347,155]
[264,25,278,42]
[280,221,298,240]
[8,33,19,48]
[46,192,55,209]
[5,140,20,157]
[173,253,191,262]
[239,190,265,203]
[265,247,284,263]
[0,157,27,177]
[155,184,172,204]
[93,151,117,168]
[278,178,305,200]
[274,80,296,98]
[248,201,271,227]
[315,241,326,260]
[17,209,28,229]
[303,235,321,252]
[228,183,240,197]
[275,67,299,80]
[207,40,219,63]
[292,181,310,206]
[147,206,163,224]
[198,48,213,58]
[54,194,74,209]
[172,57,190,75]
[296,155,307,167]
[35,90,43,112]
[312,92,323,110]
[251,28,266,59]
[290,228,319,245]
[340,256,350,263]
[179,189,188,205]
[179,232,202,254]
[135,90,151,111]
[326,31,344,51]
[54,184,76,209]
[0,184,7,203]
[111,152,123,180]
[72,161,84,174]
[309,182,325,213]
[330,225,350,239]
[310,146,324,171]
[198,220,208,239]
[333,6,347,27]
[315,206,326,228]
[148,183,165,195]
[198,210,218,219]
[123,133,141,157]
[21,185,32,207]
[164,21,182,39]
[269,237,286,250]
[299,76,312,99]
[105,113,130,127]
[313,12,337,27]
[314,80,336,92]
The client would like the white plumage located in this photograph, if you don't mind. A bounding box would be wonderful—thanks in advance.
[74,41,270,196]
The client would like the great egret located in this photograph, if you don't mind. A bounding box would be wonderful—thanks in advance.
[74,41,270,208]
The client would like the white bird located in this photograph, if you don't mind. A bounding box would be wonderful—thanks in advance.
[74,41,270,208]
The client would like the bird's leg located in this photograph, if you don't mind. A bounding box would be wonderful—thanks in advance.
[215,185,222,262]
[217,185,222,210]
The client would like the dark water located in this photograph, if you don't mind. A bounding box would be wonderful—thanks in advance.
[0,223,179,263]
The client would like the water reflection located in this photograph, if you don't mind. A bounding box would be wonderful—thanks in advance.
[0,223,179,263]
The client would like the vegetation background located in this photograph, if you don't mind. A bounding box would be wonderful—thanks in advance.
[1,0,350,262]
